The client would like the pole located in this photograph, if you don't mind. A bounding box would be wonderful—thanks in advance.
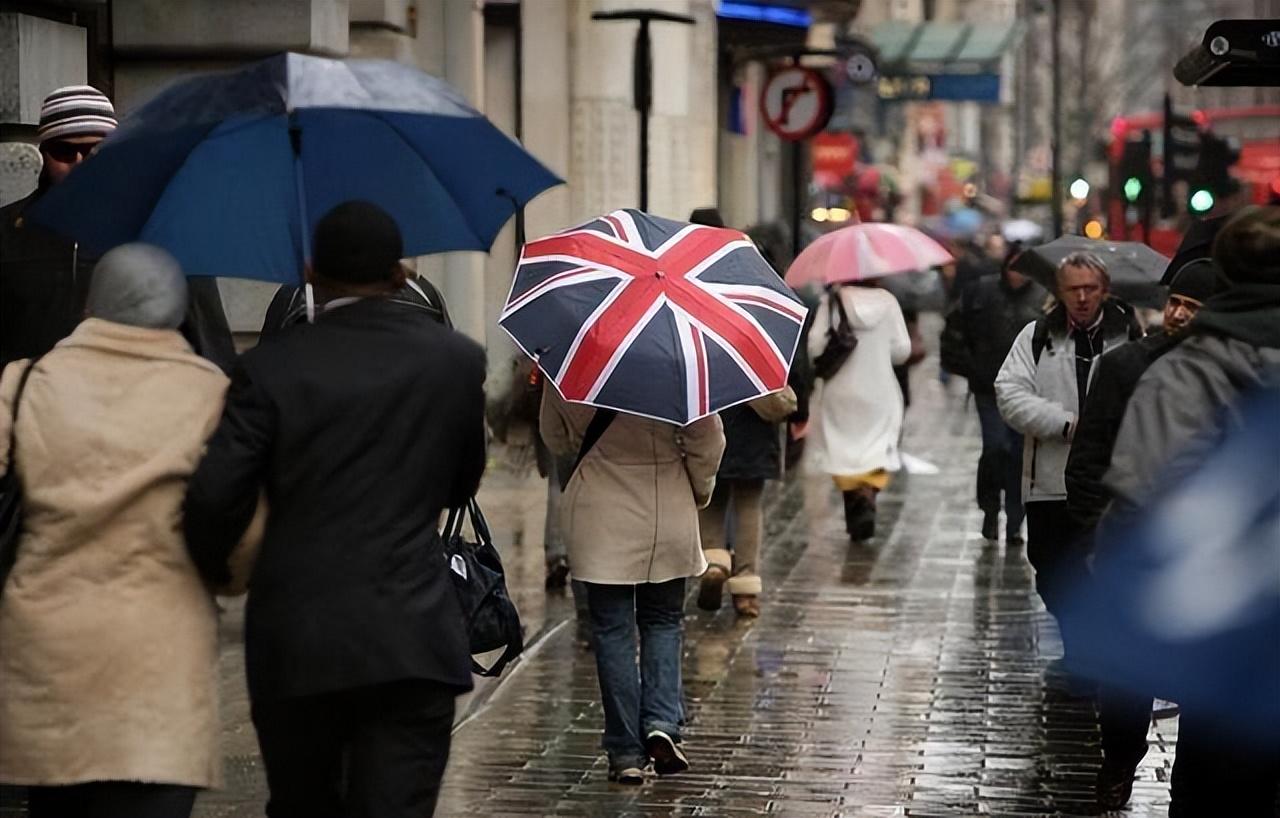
[791,140,803,263]
[1050,0,1063,237]
[591,10,694,213]
[635,19,652,212]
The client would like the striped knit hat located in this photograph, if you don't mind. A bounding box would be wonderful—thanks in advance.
[37,85,117,144]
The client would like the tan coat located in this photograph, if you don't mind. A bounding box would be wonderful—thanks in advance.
[0,319,230,787]
[540,389,725,585]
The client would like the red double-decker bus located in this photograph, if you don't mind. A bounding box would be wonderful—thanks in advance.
[1108,104,1280,255]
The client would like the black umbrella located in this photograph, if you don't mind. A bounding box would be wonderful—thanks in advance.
[1011,235,1170,309]
[1161,216,1227,284]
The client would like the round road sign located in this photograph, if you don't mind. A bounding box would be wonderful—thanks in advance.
[760,67,834,142]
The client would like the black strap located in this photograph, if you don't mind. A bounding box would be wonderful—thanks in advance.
[6,357,42,470]
[570,408,617,483]
[1031,318,1051,364]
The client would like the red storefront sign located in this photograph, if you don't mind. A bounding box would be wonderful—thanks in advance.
[811,132,858,188]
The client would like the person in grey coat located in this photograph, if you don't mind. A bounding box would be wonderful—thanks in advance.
[994,251,1141,691]
[1100,205,1280,818]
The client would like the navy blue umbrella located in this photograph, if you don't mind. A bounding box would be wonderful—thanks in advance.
[499,210,807,425]
[30,53,561,283]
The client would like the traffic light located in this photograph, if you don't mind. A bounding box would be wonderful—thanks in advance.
[1118,135,1153,204]
[1161,94,1201,217]
[1187,131,1240,215]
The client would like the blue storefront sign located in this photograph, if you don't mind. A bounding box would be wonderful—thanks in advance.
[877,73,1001,103]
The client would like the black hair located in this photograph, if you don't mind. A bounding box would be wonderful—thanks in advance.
[312,201,404,285]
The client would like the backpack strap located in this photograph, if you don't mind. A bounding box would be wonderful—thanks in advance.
[1031,317,1051,365]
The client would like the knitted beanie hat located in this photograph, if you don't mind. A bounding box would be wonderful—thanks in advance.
[37,85,118,144]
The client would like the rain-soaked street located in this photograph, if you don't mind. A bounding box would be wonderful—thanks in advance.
[175,340,1176,818]
[0,344,1182,818]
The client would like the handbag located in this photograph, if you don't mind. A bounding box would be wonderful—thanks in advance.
[811,290,858,380]
[0,359,41,598]
[442,498,524,677]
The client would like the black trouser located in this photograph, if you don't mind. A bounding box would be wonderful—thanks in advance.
[27,782,197,818]
[1025,501,1087,625]
[252,679,458,818]
[1170,709,1280,817]
[1098,684,1151,772]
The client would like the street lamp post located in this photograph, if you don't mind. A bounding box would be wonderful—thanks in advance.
[592,9,696,212]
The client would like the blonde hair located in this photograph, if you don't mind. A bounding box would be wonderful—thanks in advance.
[1056,251,1110,289]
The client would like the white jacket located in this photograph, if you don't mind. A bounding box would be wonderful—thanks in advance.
[995,304,1136,502]
[805,286,912,477]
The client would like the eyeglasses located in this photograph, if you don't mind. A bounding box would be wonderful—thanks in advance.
[43,140,99,163]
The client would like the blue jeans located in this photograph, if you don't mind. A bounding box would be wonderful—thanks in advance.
[973,392,1025,534]
[584,579,686,766]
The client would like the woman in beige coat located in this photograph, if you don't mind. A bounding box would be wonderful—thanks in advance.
[0,245,243,818]
[540,388,724,785]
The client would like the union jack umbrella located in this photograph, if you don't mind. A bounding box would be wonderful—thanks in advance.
[499,209,808,425]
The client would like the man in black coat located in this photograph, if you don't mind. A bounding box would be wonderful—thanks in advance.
[184,201,486,818]
[0,85,236,371]
[941,248,1047,542]
[1061,258,1216,811]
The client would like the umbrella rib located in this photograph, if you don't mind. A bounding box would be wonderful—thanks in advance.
[362,109,489,248]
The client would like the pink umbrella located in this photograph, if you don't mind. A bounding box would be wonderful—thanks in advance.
[784,222,954,288]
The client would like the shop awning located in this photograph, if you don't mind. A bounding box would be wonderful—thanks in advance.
[870,20,1022,102]
[871,20,1022,75]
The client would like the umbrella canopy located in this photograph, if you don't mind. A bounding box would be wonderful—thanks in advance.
[1012,235,1170,309]
[500,209,808,426]
[1002,218,1044,244]
[30,52,561,283]
[784,222,953,289]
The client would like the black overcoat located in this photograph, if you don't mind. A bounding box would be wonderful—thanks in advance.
[184,298,486,703]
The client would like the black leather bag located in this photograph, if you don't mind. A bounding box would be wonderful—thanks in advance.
[0,359,41,598]
[442,499,524,677]
[811,291,858,380]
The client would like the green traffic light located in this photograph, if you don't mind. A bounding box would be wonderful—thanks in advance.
[1123,177,1143,202]
[1189,188,1215,213]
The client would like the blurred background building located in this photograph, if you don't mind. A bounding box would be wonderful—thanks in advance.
[3,0,1277,389]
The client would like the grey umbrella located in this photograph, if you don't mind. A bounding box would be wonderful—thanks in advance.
[1012,235,1170,309]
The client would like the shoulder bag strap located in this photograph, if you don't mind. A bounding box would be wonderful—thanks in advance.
[569,408,617,484]
[6,357,42,473]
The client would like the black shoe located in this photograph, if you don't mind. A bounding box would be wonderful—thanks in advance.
[848,513,875,542]
[1096,763,1136,811]
[644,730,689,776]
[1006,533,1025,547]
[981,512,999,541]
[544,556,570,590]
[607,764,645,785]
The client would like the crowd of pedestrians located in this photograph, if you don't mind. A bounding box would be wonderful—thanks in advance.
[0,83,1277,818]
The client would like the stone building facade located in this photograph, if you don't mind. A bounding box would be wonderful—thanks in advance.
[1,0,733,396]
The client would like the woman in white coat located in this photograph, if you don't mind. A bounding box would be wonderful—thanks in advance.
[805,282,912,540]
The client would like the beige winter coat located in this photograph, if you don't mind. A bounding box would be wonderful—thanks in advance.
[540,389,725,585]
[0,319,232,787]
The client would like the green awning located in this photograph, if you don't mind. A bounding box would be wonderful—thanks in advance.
[871,20,1022,74]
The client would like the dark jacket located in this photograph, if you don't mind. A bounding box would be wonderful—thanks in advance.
[717,403,780,481]
[1105,283,1280,514]
[941,274,1048,394]
[1064,331,1182,531]
[0,190,237,371]
[184,298,486,703]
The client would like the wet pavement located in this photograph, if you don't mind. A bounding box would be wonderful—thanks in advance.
[2,343,1180,817]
